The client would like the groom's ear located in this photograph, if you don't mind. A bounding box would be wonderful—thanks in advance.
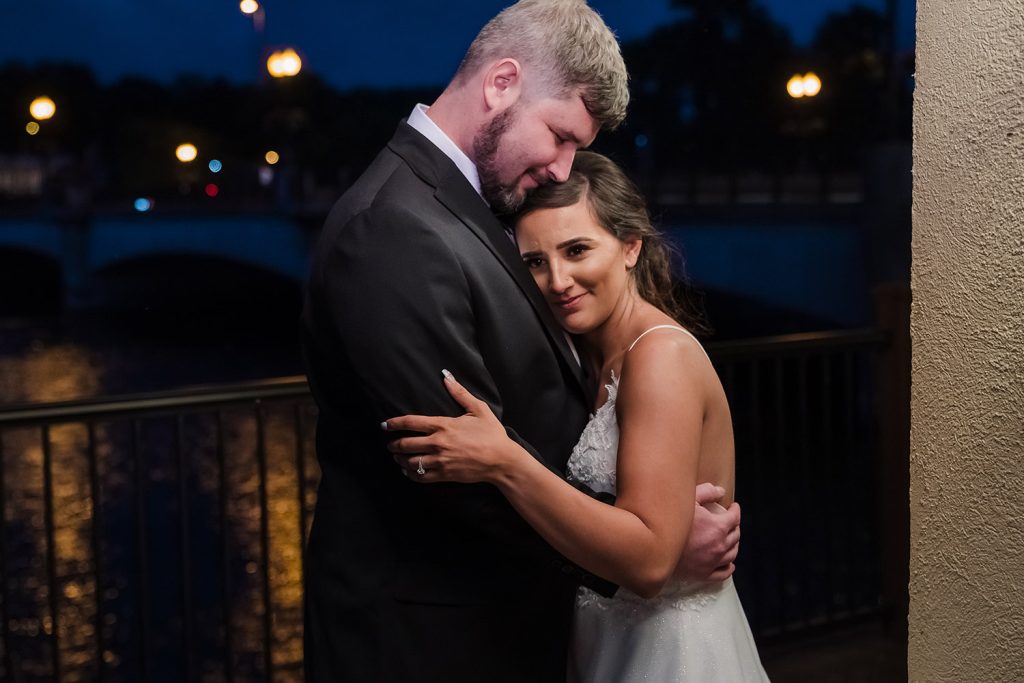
[482,58,523,113]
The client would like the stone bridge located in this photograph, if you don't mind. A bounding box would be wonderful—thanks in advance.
[0,214,312,308]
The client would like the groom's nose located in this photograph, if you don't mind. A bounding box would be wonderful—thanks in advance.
[546,148,575,183]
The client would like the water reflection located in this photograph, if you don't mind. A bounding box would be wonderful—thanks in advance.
[0,320,315,681]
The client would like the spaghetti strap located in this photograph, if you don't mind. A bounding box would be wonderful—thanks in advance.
[627,325,711,362]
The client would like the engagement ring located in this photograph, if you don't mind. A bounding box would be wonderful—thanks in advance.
[416,458,426,476]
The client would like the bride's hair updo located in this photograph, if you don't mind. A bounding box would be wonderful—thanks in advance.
[513,151,709,334]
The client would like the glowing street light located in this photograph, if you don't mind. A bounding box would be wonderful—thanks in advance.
[787,72,822,99]
[176,143,198,163]
[267,49,302,78]
[26,121,40,136]
[265,150,280,165]
[30,96,56,121]
[802,72,821,97]
[240,0,260,15]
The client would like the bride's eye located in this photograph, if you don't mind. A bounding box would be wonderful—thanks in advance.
[567,244,590,258]
[523,257,545,269]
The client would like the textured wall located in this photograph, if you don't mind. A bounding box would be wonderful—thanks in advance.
[911,1,1024,680]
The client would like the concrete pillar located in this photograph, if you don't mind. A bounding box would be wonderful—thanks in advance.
[911,1,1024,680]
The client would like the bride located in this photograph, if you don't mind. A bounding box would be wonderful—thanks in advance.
[385,151,768,682]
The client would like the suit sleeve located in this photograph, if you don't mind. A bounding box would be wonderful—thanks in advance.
[315,203,616,595]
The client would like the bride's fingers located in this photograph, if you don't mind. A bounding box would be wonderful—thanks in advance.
[395,455,444,483]
[441,369,489,415]
[382,415,443,433]
[387,435,437,454]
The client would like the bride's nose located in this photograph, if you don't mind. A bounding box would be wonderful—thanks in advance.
[549,260,573,293]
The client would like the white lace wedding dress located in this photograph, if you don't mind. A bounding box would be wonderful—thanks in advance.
[566,327,769,682]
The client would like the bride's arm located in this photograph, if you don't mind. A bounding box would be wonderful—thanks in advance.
[387,337,706,598]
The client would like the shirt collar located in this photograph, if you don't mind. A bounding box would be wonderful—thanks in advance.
[407,104,483,199]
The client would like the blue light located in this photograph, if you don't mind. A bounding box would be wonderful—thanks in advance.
[134,198,152,212]
[208,159,223,173]
[634,134,649,149]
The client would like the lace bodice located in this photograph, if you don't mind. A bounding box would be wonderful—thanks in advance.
[566,373,621,496]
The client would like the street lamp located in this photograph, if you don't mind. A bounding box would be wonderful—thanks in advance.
[267,49,302,78]
[176,143,198,163]
[787,72,822,99]
[30,96,56,121]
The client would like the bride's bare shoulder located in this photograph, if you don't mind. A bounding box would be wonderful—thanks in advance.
[617,327,714,406]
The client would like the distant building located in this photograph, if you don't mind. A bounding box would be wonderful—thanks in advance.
[0,155,44,197]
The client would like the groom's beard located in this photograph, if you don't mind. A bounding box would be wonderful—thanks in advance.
[474,107,526,215]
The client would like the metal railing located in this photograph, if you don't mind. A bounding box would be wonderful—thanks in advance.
[706,329,890,638]
[0,378,316,682]
[0,329,894,681]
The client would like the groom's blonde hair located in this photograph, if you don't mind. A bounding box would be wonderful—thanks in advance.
[453,0,629,130]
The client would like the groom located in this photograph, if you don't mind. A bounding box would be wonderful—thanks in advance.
[301,1,740,680]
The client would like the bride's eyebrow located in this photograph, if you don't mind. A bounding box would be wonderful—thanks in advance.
[555,237,595,249]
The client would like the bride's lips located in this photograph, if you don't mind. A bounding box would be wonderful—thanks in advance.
[552,293,586,313]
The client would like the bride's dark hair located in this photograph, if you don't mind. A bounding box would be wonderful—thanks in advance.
[513,151,709,335]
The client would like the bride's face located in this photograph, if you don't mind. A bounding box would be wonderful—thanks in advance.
[516,199,641,335]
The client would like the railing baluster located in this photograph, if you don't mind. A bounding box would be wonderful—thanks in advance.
[294,405,308,594]
[820,356,834,623]
[41,425,61,680]
[747,360,763,632]
[133,419,151,683]
[796,355,810,628]
[87,423,105,681]
[255,404,274,680]
[217,412,235,683]
[843,351,857,616]
[0,430,12,680]
[773,357,788,631]
[176,415,193,682]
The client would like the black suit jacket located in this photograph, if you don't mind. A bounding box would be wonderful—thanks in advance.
[301,122,614,682]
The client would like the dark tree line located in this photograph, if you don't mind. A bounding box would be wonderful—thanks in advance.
[0,3,910,206]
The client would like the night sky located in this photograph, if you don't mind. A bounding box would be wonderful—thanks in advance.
[3,0,914,89]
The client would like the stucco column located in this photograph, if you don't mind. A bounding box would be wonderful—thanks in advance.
[911,1,1024,681]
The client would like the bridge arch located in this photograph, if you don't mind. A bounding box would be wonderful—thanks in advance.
[0,246,63,315]
[89,216,310,283]
[92,253,302,332]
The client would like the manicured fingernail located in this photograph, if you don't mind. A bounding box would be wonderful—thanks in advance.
[441,369,454,382]
[380,421,388,431]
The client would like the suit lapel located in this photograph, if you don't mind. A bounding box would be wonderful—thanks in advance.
[435,171,593,403]
[387,123,592,404]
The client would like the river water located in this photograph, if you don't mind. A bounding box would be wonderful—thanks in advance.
[1,310,311,682]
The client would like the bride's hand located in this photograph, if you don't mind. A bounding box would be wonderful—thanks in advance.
[384,370,523,484]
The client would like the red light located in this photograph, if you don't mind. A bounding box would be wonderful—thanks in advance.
[205,183,219,197]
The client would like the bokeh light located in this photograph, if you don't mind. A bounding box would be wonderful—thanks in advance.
[265,150,280,165]
[802,72,822,97]
[787,73,822,99]
[787,75,806,98]
[25,121,40,135]
[205,183,219,197]
[29,96,56,121]
[209,159,223,173]
[176,143,198,162]
[258,167,274,187]
[239,0,260,15]
[134,198,153,212]
[267,49,302,78]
